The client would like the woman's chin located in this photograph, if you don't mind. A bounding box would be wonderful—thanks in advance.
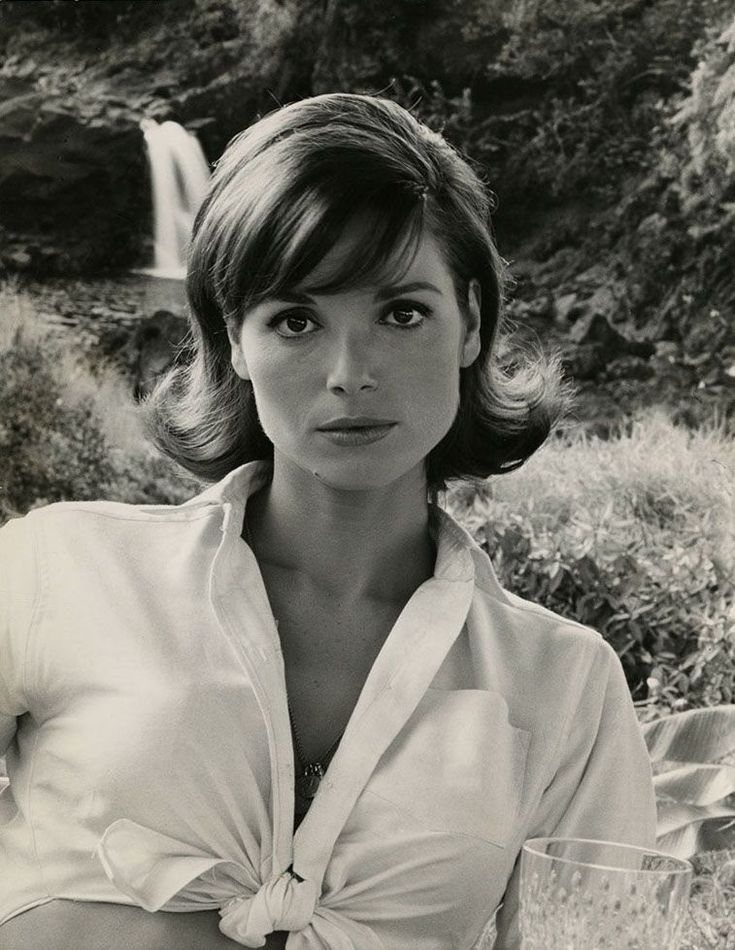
[309,466,408,493]
[293,456,425,494]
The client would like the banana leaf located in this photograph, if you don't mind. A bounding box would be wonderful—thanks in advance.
[654,764,735,805]
[642,705,735,764]
[641,706,735,858]
[655,814,735,859]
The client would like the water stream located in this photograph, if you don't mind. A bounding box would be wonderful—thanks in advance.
[139,119,210,280]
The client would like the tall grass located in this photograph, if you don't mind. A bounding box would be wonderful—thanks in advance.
[0,281,199,521]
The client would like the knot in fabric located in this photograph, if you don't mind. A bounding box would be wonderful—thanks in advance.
[219,870,318,947]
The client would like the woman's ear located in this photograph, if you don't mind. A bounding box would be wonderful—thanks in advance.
[460,279,482,368]
[226,322,250,381]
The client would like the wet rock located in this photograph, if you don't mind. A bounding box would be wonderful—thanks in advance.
[574,263,610,288]
[0,76,149,275]
[554,292,579,324]
[564,313,655,380]
[604,356,656,381]
[124,309,189,399]
[1,247,34,271]
[509,295,554,327]
[572,313,654,357]
[571,312,630,352]
[562,343,606,381]
[582,285,618,322]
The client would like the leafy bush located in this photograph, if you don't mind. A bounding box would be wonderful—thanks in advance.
[445,413,735,719]
[637,15,735,353]
[0,341,116,522]
[0,284,199,523]
[670,16,735,217]
[426,0,729,212]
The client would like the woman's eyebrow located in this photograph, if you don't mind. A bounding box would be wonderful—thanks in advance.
[373,281,442,301]
[269,290,315,304]
[268,281,442,304]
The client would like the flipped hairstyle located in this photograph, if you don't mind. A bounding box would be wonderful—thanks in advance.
[145,93,568,491]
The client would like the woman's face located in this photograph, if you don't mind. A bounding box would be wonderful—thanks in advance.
[228,227,481,491]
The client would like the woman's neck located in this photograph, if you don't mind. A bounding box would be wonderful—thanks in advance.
[244,454,436,607]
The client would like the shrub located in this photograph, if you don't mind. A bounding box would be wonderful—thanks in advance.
[445,413,735,718]
[0,283,199,524]
[0,342,117,522]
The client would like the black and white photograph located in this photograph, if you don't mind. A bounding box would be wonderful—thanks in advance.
[0,1,733,947]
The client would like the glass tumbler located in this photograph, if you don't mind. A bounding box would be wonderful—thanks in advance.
[520,837,693,950]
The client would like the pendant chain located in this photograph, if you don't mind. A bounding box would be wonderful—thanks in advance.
[288,702,343,772]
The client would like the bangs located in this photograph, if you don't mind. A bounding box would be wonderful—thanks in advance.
[220,175,428,317]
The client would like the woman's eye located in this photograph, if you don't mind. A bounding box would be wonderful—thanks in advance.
[382,302,429,328]
[270,311,318,337]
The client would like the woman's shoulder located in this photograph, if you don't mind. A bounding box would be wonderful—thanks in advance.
[0,493,226,579]
[459,532,602,646]
[439,505,607,655]
[496,585,604,646]
[0,461,264,541]
[468,556,614,690]
[2,492,219,533]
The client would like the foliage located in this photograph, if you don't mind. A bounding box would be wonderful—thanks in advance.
[642,706,735,858]
[445,414,735,719]
[0,287,114,520]
[681,847,735,949]
[0,340,115,523]
[0,0,186,43]
[671,16,735,216]
[0,284,198,524]
[414,0,731,210]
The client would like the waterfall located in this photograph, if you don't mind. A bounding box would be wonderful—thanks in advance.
[140,119,210,280]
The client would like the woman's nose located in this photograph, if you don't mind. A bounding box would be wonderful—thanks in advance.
[326,337,378,394]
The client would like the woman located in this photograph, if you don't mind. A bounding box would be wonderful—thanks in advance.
[0,94,656,949]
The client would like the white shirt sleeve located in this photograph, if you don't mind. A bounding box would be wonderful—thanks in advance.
[0,515,37,754]
[493,636,658,949]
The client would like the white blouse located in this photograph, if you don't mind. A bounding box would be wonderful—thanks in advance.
[0,460,656,949]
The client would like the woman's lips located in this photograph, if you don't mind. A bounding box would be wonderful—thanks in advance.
[317,423,397,446]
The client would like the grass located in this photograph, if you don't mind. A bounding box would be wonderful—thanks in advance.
[447,413,734,585]
[680,850,735,949]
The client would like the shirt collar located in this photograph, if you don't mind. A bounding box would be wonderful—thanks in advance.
[185,460,504,594]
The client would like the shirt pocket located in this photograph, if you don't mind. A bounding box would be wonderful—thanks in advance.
[363,688,531,847]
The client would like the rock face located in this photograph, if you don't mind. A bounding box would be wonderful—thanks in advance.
[0,74,149,274]
[125,309,189,399]
[0,3,279,277]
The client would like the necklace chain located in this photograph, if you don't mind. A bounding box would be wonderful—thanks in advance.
[288,702,343,771]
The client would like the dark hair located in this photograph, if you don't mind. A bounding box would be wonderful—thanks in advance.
[145,93,569,491]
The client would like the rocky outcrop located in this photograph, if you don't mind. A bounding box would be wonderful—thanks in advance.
[123,308,189,399]
[0,1,285,276]
[565,312,656,380]
[0,72,151,274]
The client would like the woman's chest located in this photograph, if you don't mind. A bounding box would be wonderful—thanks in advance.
[265,588,402,764]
